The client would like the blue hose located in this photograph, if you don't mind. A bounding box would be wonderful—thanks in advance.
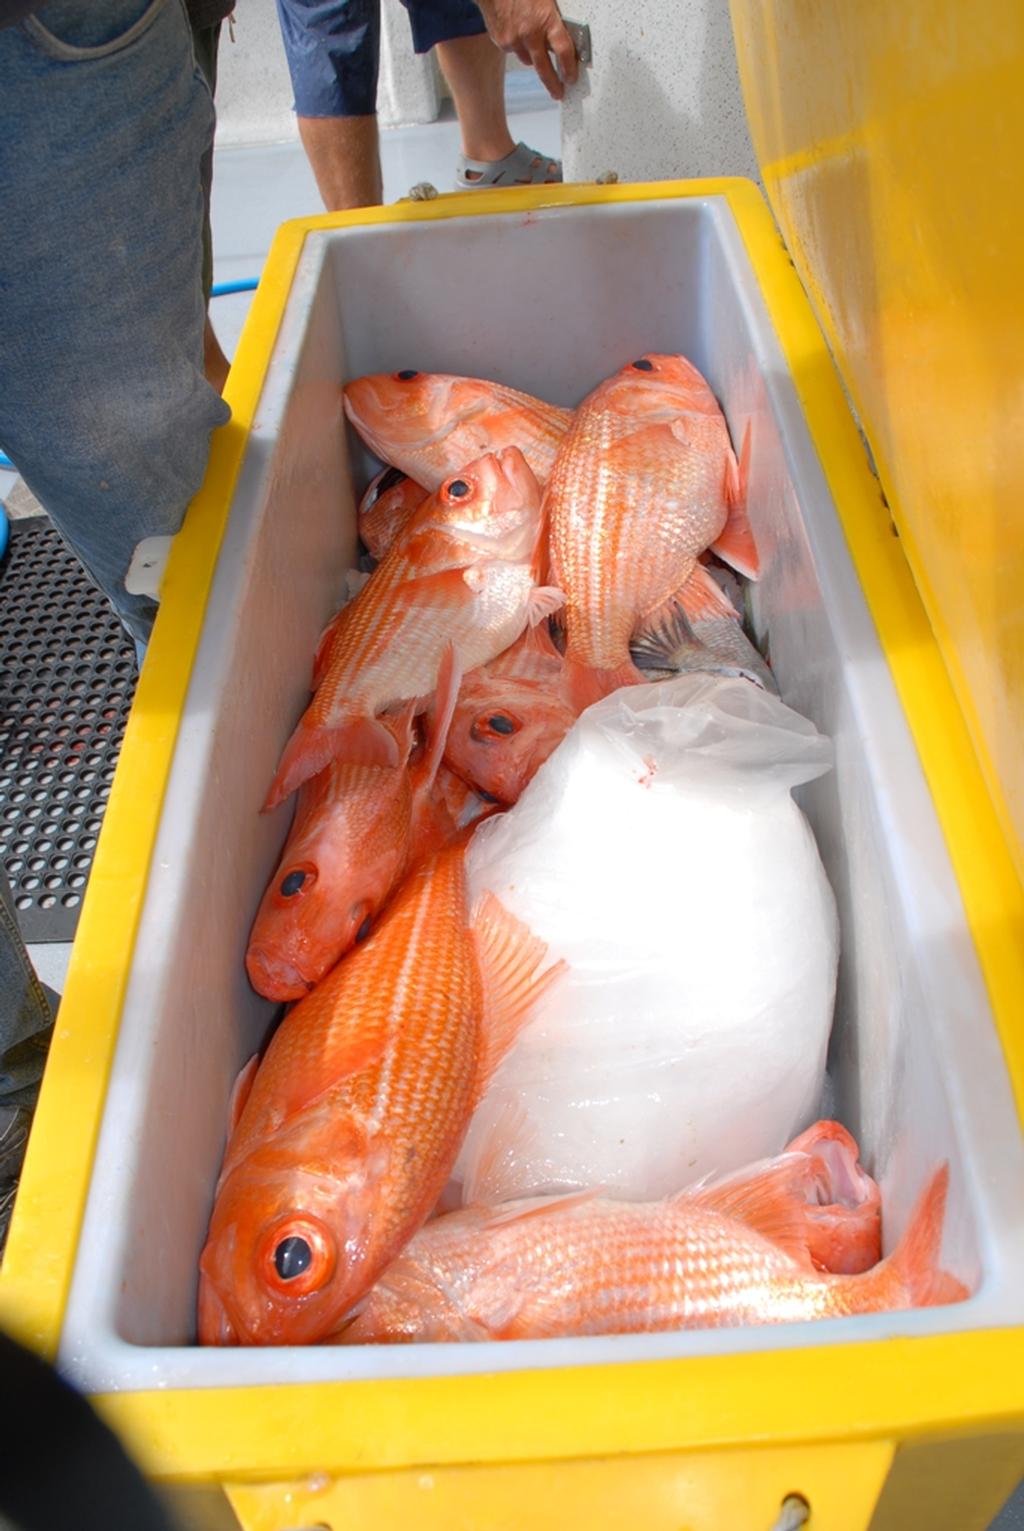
[0,276,260,469]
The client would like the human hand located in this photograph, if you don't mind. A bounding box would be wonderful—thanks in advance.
[475,0,579,101]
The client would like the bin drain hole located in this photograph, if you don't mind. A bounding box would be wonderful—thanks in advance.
[771,1494,810,1531]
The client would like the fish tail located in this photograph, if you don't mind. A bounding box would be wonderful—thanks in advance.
[563,655,644,712]
[263,710,400,810]
[631,601,698,673]
[883,1165,969,1307]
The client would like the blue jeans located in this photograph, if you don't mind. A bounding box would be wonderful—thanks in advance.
[0,870,55,1109]
[277,0,488,117]
[0,0,230,647]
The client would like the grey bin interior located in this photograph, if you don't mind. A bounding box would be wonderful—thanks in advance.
[59,197,1024,1393]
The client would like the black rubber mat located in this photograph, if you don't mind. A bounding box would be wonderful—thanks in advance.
[0,518,136,942]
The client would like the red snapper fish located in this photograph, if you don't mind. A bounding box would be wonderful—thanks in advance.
[439,623,579,806]
[343,370,572,491]
[198,840,566,1346]
[341,1163,965,1345]
[546,353,759,709]
[246,655,461,1002]
[264,448,564,809]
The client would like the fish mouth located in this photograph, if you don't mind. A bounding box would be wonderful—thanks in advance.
[245,946,316,1002]
[495,446,535,500]
[197,1272,239,1346]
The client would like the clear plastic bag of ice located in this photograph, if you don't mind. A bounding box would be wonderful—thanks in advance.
[458,674,839,1202]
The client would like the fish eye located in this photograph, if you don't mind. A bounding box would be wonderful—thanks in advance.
[262,1217,336,1296]
[632,358,655,372]
[276,863,317,902]
[471,712,521,742]
[395,369,419,381]
[356,914,372,943]
[446,478,471,499]
[274,1235,311,1280]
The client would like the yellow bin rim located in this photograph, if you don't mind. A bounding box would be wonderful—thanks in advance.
[2,178,1023,1480]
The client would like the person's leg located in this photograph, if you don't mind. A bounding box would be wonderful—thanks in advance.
[405,0,560,184]
[191,17,231,393]
[0,0,230,648]
[276,0,384,211]
[299,112,382,209]
[0,865,56,1253]
[436,31,515,164]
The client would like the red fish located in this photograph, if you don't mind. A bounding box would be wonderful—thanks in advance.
[264,448,564,809]
[546,353,758,709]
[198,840,566,1346]
[358,467,429,561]
[340,1165,965,1345]
[344,370,572,491]
[440,624,579,805]
[246,654,461,1002]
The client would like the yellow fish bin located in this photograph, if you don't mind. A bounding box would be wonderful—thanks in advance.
[3,178,1024,1531]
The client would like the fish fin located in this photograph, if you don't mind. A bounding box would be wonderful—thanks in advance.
[418,642,463,798]
[631,600,700,672]
[677,1154,820,1268]
[264,712,400,810]
[478,1188,601,1228]
[276,1037,392,1126]
[882,1165,969,1306]
[391,565,483,612]
[517,620,563,661]
[723,419,752,509]
[461,1096,538,1204]
[226,1054,259,1139]
[713,422,759,577]
[526,585,567,627]
[563,655,644,712]
[384,698,419,764]
[470,892,567,1103]
[676,561,740,622]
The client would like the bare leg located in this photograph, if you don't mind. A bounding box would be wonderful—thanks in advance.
[203,315,230,395]
[436,34,559,179]
[298,113,382,211]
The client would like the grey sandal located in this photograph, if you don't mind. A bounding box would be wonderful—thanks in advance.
[455,140,563,190]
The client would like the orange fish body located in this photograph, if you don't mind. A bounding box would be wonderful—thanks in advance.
[546,354,759,709]
[343,371,572,491]
[199,841,565,1346]
[441,624,579,805]
[342,1165,965,1345]
[265,449,564,808]
[358,467,429,561]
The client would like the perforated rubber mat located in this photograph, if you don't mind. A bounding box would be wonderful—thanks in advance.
[0,518,136,942]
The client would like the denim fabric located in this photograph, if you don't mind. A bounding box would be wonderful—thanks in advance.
[0,869,54,1108]
[0,0,230,645]
[276,0,487,118]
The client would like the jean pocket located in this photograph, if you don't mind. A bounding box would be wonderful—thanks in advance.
[24,0,169,61]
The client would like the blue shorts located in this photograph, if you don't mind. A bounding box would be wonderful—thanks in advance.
[276,0,488,118]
